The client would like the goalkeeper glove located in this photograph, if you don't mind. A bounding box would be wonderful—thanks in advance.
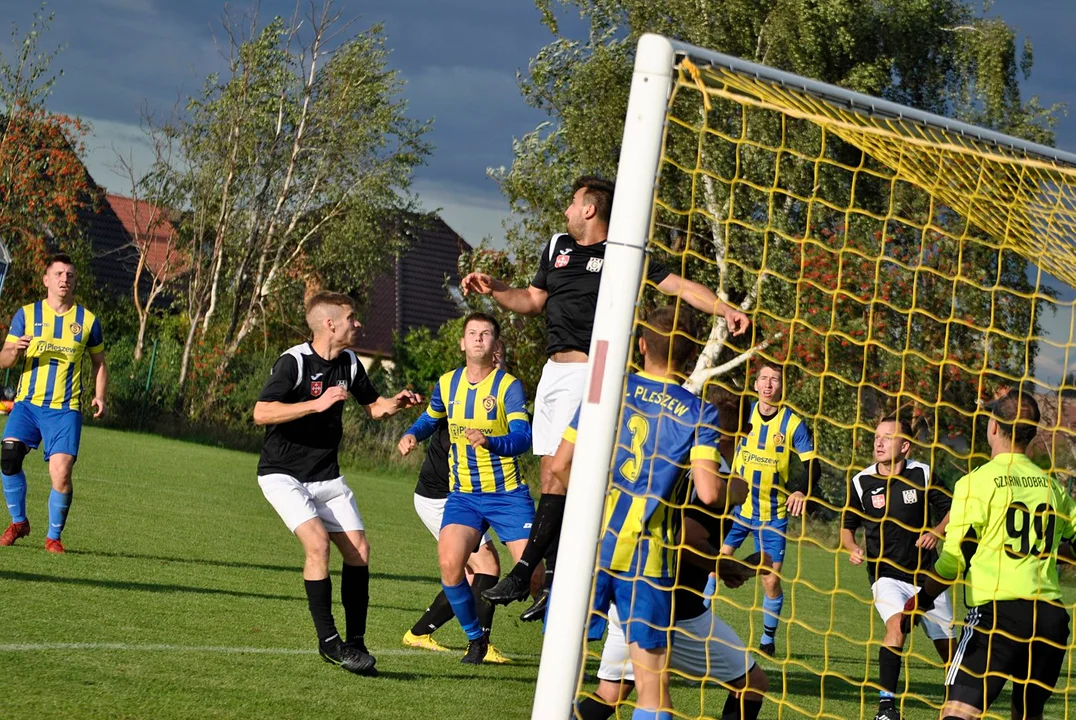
[899,591,937,635]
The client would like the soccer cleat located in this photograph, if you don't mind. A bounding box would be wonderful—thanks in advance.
[519,588,549,622]
[759,641,776,657]
[44,538,65,554]
[319,637,376,675]
[461,634,489,665]
[482,574,531,605]
[402,630,450,653]
[483,643,512,664]
[874,706,902,720]
[0,520,29,546]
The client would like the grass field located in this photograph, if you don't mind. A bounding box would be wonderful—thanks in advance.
[3,425,1076,719]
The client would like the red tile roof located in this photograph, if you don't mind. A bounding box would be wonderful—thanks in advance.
[104,194,186,279]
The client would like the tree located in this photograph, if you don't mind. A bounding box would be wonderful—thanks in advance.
[486,0,1059,479]
[157,2,430,406]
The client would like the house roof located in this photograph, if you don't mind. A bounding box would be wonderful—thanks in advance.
[104,194,185,279]
[353,213,472,358]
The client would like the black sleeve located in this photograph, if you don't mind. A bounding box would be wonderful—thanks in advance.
[349,363,380,405]
[843,479,863,531]
[645,256,671,285]
[685,502,723,545]
[531,235,555,290]
[789,458,822,497]
[438,419,451,454]
[258,355,299,403]
[928,473,952,524]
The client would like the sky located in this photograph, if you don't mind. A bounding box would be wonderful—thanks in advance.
[0,0,1072,383]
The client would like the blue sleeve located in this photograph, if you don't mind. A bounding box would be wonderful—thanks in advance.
[502,379,529,423]
[7,307,24,338]
[405,411,441,442]
[484,419,532,457]
[88,317,104,349]
[427,380,447,418]
[690,402,722,463]
[792,418,816,459]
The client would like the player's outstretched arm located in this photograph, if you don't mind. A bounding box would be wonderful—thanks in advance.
[461,272,548,316]
[90,350,108,419]
[364,389,423,420]
[654,274,750,335]
[840,528,865,565]
[253,385,348,425]
[0,336,29,369]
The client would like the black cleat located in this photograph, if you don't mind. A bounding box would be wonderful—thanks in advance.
[519,588,549,622]
[482,574,531,605]
[319,636,376,675]
[873,706,901,720]
[758,641,776,658]
[344,637,378,676]
[461,634,489,665]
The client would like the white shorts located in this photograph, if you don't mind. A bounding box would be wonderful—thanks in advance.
[872,576,955,641]
[258,474,365,534]
[598,603,756,683]
[533,360,588,456]
[412,493,493,547]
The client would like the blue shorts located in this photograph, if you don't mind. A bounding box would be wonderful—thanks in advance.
[3,401,82,460]
[441,487,535,543]
[722,513,788,564]
[592,569,673,651]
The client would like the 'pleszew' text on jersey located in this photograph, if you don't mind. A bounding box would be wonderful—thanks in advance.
[6,302,104,411]
[565,372,721,579]
[844,460,952,584]
[424,368,529,494]
[734,402,816,521]
[531,233,670,356]
[257,343,379,482]
[935,453,1076,606]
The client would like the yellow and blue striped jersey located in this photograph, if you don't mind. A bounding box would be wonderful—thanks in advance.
[734,402,816,521]
[5,302,104,411]
[564,372,721,579]
[424,367,530,494]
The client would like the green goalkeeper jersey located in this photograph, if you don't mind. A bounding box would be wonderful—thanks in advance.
[935,452,1076,606]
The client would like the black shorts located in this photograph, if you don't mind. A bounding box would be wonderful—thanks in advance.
[946,599,1070,716]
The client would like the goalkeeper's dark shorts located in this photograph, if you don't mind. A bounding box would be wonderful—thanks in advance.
[946,599,1070,716]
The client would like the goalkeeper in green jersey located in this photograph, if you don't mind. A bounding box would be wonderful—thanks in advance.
[901,390,1075,720]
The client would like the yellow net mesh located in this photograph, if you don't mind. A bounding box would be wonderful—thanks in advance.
[573,52,1076,720]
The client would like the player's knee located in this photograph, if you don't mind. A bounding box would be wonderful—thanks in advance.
[747,664,769,693]
[762,571,780,593]
[1,440,28,476]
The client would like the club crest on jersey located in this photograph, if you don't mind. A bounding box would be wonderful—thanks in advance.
[555,254,570,268]
[872,493,886,509]
[586,257,604,272]
[310,380,323,397]
[773,432,785,446]
[336,380,348,388]
[69,322,82,335]
[902,489,918,504]
[482,395,496,412]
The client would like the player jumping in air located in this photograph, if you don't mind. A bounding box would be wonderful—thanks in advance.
[842,414,953,720]
[254,291,422,676]
[0,253,108,553]
[398,312,534,664]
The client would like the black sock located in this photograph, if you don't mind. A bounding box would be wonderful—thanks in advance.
[511,493,566,581]
[879,645,902,703]
[471,573,498,635]
[341,563,369,644]
[411,589,455,636]
[721,694,763,720]
[575,697,616,720]
[304,577,338,643]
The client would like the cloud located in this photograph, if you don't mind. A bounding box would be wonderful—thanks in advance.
[412,178,512,250]
[79,116,157,194]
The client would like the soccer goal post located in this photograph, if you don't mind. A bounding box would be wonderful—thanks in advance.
[534,31,1076,720]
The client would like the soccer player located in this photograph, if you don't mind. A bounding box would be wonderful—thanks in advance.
[550,306,729,719]
[842,415,954,720]
[720,360,821,656]
[254,291,422,676]
[397,312,534,663]
[901,391,1075,720]
[0,253,107,553]
[468,175,750,621]
[399,345,511,664]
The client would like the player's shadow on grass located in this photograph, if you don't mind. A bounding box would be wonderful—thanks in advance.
[777,667,944,706]
[375,670,539,683]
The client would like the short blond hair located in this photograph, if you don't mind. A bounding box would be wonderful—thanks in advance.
[305,291,354,332]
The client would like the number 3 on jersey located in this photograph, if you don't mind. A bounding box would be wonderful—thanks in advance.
[619,415,650,482]
[1005,501,1057,559]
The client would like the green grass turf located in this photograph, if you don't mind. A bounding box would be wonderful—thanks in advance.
[2,424,1075,719]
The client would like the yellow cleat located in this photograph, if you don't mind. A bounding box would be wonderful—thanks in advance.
[402,630,450,652]
[483,643,512,664]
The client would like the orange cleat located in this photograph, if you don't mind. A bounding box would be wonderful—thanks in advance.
[0,521,30,546]
[44,538,65,554]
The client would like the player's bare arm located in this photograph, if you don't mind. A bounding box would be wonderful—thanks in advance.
[0,335,31,369]
[460,272,548,316]
[915,511,950,550]
[691,457,728,507]
[840,528,865,565]
[654,274,750,335]
[253,385,349,425]
[364,389,423,420]
[90,350,108,419]
[397,433,417,456]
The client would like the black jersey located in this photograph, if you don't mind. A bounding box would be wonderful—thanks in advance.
[843,460,951,584]
[414,419,451,500]
[531,233,670,355]
[674,499,729,622]
[256,342,380,482]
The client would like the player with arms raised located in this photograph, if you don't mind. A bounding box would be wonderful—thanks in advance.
[842,415,953,720]
[398,312,534,664]
[0,253,107,553]
[254,291,421,676]
[902,391,1075,720]
[551,306,732,720]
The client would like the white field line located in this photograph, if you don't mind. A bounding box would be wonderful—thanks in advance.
[0,641,538,659]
